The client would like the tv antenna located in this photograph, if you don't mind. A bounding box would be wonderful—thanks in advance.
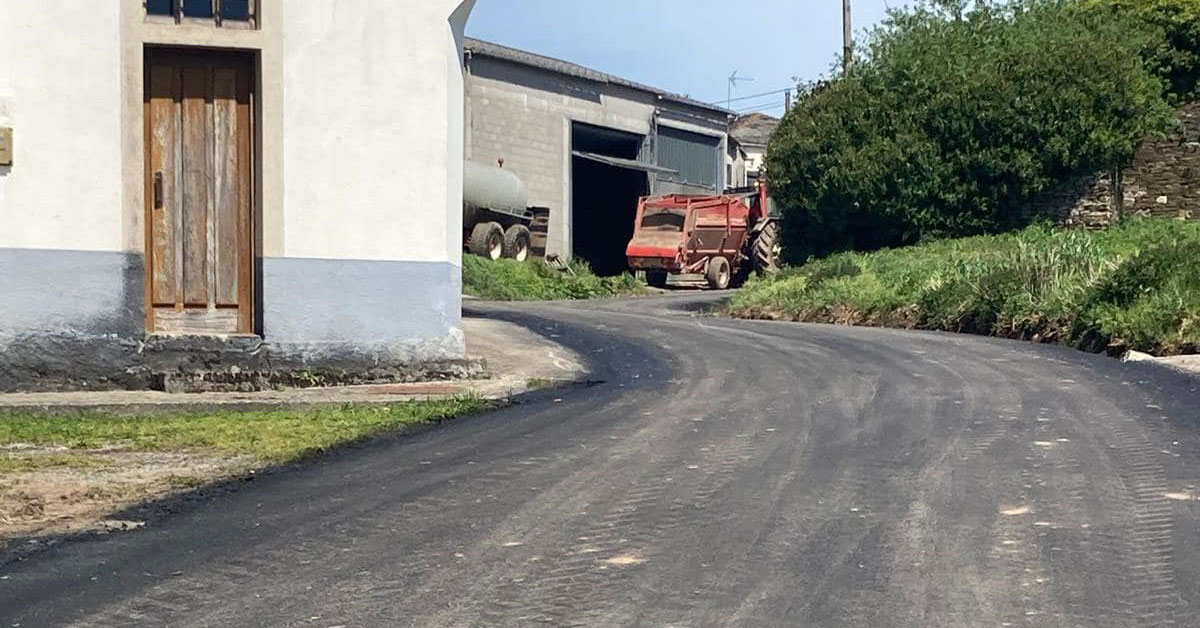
[727,70,755,111]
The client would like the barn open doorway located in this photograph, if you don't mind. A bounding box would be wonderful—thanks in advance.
[571,122,651,276]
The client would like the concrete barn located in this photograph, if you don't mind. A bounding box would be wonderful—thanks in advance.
[0,1,477,391]
[464,39,734,276]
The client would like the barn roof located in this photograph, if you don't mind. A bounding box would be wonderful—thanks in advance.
[464,38,734,117]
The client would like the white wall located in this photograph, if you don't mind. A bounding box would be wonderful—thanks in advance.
[0,2,124,253]
[282,0,474,265]
[745,148,767,176]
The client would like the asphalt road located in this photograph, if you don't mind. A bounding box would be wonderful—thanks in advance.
[5,294,1200,627]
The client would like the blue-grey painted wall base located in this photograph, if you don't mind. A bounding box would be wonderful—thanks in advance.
[0,249,468,392]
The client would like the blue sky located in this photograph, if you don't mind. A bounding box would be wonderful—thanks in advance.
[466,0,907,115]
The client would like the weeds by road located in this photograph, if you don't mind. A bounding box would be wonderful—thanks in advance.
[1,397,487,543]
[463,254,646,301]
[731,219,1200,356]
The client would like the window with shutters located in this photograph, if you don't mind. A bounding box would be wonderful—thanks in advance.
[146,0,257,29]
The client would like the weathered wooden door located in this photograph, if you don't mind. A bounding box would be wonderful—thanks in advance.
[144,50,254,335]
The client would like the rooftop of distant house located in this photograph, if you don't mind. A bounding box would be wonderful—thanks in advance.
[463,38,734,117]
[730,112,781,148]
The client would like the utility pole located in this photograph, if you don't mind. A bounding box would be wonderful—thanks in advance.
[784,89,793,113]
[842,0,854,75]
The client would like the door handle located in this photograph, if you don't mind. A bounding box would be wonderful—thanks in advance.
[154,172,163,209]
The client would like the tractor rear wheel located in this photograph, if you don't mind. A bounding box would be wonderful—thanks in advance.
[469,222,505,261]
[707,256,732,290]
[503,225,532,262]
[752,220,783,275]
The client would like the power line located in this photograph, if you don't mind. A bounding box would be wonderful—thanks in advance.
[733,93,785,107]
[736,100,789,113]
[713,86,796,106]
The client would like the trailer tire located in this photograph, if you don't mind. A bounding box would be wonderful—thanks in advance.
[707,256,732,290]
[646,270,668,289]
[752,220,783,275]
[503,225,533,262]
[469,222,505,261]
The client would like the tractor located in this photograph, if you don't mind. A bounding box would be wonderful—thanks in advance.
[626,183,781,289]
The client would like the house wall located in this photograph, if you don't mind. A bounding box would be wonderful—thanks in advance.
[743,146,767,179]
[0,0,475,391]
[465,56,728,258]
[0,2,138,358]
[269,0,473,358]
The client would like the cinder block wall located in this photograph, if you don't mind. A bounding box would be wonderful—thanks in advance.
[466,58,656,258]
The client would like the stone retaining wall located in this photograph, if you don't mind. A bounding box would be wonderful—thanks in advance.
[1040,101,1200,226]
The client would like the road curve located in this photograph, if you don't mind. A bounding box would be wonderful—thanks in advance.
[4,294,1200,627]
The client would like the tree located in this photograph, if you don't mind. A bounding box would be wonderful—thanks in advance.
[1083,0,1200,102]
[767,0,1176,261]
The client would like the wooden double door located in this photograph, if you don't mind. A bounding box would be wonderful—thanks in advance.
[144,49,255,335]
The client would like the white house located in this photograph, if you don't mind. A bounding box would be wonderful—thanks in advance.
[729,112,781,183]
[0,0,477,391]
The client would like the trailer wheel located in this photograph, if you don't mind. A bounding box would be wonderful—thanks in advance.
[503,225,533,262]
[752,220,783,275]
[707,256,732,290]
[646,270,668,289]
[469,222,505,261]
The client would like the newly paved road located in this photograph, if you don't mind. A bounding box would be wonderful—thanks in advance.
[5,294,1200,627]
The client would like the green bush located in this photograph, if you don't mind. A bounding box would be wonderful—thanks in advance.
[462,255,646,301]
[768,0,1176,260]
[730,220,1200,355]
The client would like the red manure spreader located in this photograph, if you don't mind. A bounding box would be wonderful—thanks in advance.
[625,184,781,289]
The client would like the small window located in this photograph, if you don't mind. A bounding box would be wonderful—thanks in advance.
[146,0,256,27]
[146,0,174,15]
[182,0,213,18]
[221,0,251,21]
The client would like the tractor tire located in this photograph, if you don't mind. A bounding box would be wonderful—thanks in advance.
[469,222,505,261]
[646,270,669,289]
[752,220,783,275]
[503,225,533,262]
[707,256,732,290]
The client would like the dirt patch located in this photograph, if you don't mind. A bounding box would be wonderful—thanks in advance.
[1,448,251,547]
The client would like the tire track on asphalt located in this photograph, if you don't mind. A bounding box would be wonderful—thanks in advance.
[8,295,1200,627]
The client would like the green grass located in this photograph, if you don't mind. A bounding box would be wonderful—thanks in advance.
[0,453,117,473]
[462,255,647,301]
[0,397,489,466]
[730,219,1200,356]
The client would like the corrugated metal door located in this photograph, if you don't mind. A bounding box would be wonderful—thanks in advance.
[656,126,722,192]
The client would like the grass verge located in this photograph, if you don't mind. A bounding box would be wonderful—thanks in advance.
[0,397,489,465]
[1,398,489,540]
[730,219,1200,356]
[463,254,646,301]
